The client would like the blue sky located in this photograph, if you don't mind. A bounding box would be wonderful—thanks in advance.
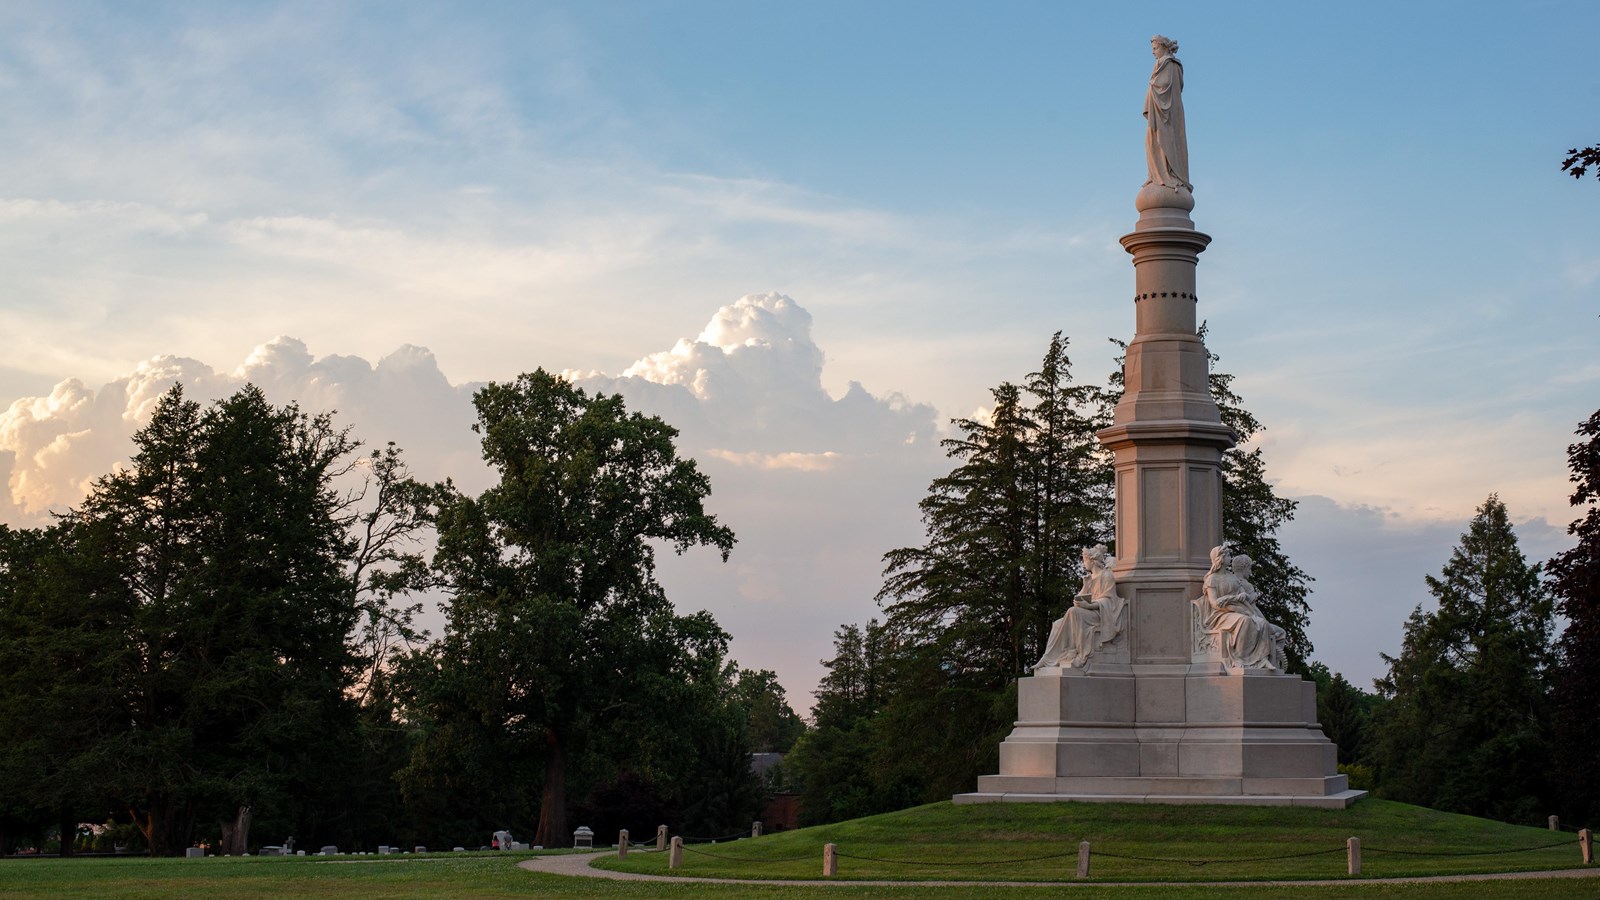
[1,1,1595,706]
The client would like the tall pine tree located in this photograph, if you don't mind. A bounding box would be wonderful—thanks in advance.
[1368,495,1554,823]
[879,333,1109,677]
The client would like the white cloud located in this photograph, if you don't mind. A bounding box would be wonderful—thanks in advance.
[0,337,483,522]
[706,450,843,472]
[0,294,944,712]
[1,290,1585,712]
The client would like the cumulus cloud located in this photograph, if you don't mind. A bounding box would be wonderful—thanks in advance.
[571,292,940,458]
[564,293,946,703]
[0,293,944,711]
[0,338,482,523]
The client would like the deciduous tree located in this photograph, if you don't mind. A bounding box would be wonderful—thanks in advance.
[1549,409,1600,821]
[400,370,735,849]
[1561,144,1600,181]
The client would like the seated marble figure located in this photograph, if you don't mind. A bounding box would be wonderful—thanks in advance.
[1198,546,1286,670]
[1034,544,1126,670]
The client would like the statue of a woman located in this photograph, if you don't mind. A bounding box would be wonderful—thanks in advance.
[1144,34,1191,191]
[1232,554,1288,670]
[1034,545,1127,670]
[1199,546,1279,670]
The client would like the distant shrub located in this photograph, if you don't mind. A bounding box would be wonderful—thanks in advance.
[1339,763,1375,792]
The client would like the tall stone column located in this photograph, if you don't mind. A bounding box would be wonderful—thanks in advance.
[953,36,1363,809]
[1099,188,1234,669]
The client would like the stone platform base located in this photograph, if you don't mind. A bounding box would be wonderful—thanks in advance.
[954,786,1366,809]
[956,668,1368,809]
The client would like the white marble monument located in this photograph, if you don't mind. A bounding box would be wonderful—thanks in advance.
[955,37,1364,809]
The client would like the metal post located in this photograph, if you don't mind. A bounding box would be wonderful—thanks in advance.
[669,836,683,869]
[617,830,628,859]
[1347,836,1361,876]
[823,842,838,876]
[656,825,668,851]
[1077,840,1091,878]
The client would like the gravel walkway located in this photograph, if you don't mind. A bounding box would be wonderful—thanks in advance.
[518,851,1600,888]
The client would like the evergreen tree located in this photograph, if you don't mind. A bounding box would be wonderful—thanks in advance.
[785,621,895,825]
[1306,662,1377,766]
[1208,346,1315,671]
[879,333,1109,678]
[1549,409,1600,822]
[63,384,367,854]
[1102,332,1314,669]
[1368,495,1554,823]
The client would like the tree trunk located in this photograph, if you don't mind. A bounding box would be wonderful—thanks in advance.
[57,810,75,857]
[132,795,196,856]
[219,805,253,856]
[533,729,566,849]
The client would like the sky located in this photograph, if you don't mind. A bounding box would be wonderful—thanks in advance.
[1,1,1596,711]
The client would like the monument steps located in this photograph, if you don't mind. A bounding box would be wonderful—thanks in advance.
[953,788,1370,809]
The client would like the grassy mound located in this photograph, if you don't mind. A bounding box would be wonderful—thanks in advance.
[596,799,1591,883]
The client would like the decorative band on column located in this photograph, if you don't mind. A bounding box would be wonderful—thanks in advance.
[1134,292,1197,301]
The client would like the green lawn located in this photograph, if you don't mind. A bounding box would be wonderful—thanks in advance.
[2,800,1595,899]
[599,799,1591,882]
[1,851,1597,899]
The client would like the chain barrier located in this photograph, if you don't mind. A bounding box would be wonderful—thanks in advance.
[833,848,1080,867]
[1093,845,1346,868]
[1364,837,1579,857]
[679,844,815,863]
[678,829,753,845]
[660,834,1583,872]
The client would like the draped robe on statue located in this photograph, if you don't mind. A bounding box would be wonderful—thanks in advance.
[1200,566,1278,669]
[1035,563,1126,669]
[1144,54,1190,190]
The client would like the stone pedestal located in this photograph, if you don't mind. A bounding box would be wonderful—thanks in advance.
[955,667,1359,807]
[956,168,1363,810]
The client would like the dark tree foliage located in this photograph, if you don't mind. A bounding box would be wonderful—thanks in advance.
[1562,145,1600,181]
[0,523,128,855]
[733,668,806,754]
[395,370,739,849]
[58,384,367,855]
[784,621,896,826]
[1207,344,1315,672]
[820,335,1111,818]
[1367,495,1554,824]
[563,612,762,844]
[1549,409,1600,822]
[879,333,1110,679]
[1305,662,1379,766]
